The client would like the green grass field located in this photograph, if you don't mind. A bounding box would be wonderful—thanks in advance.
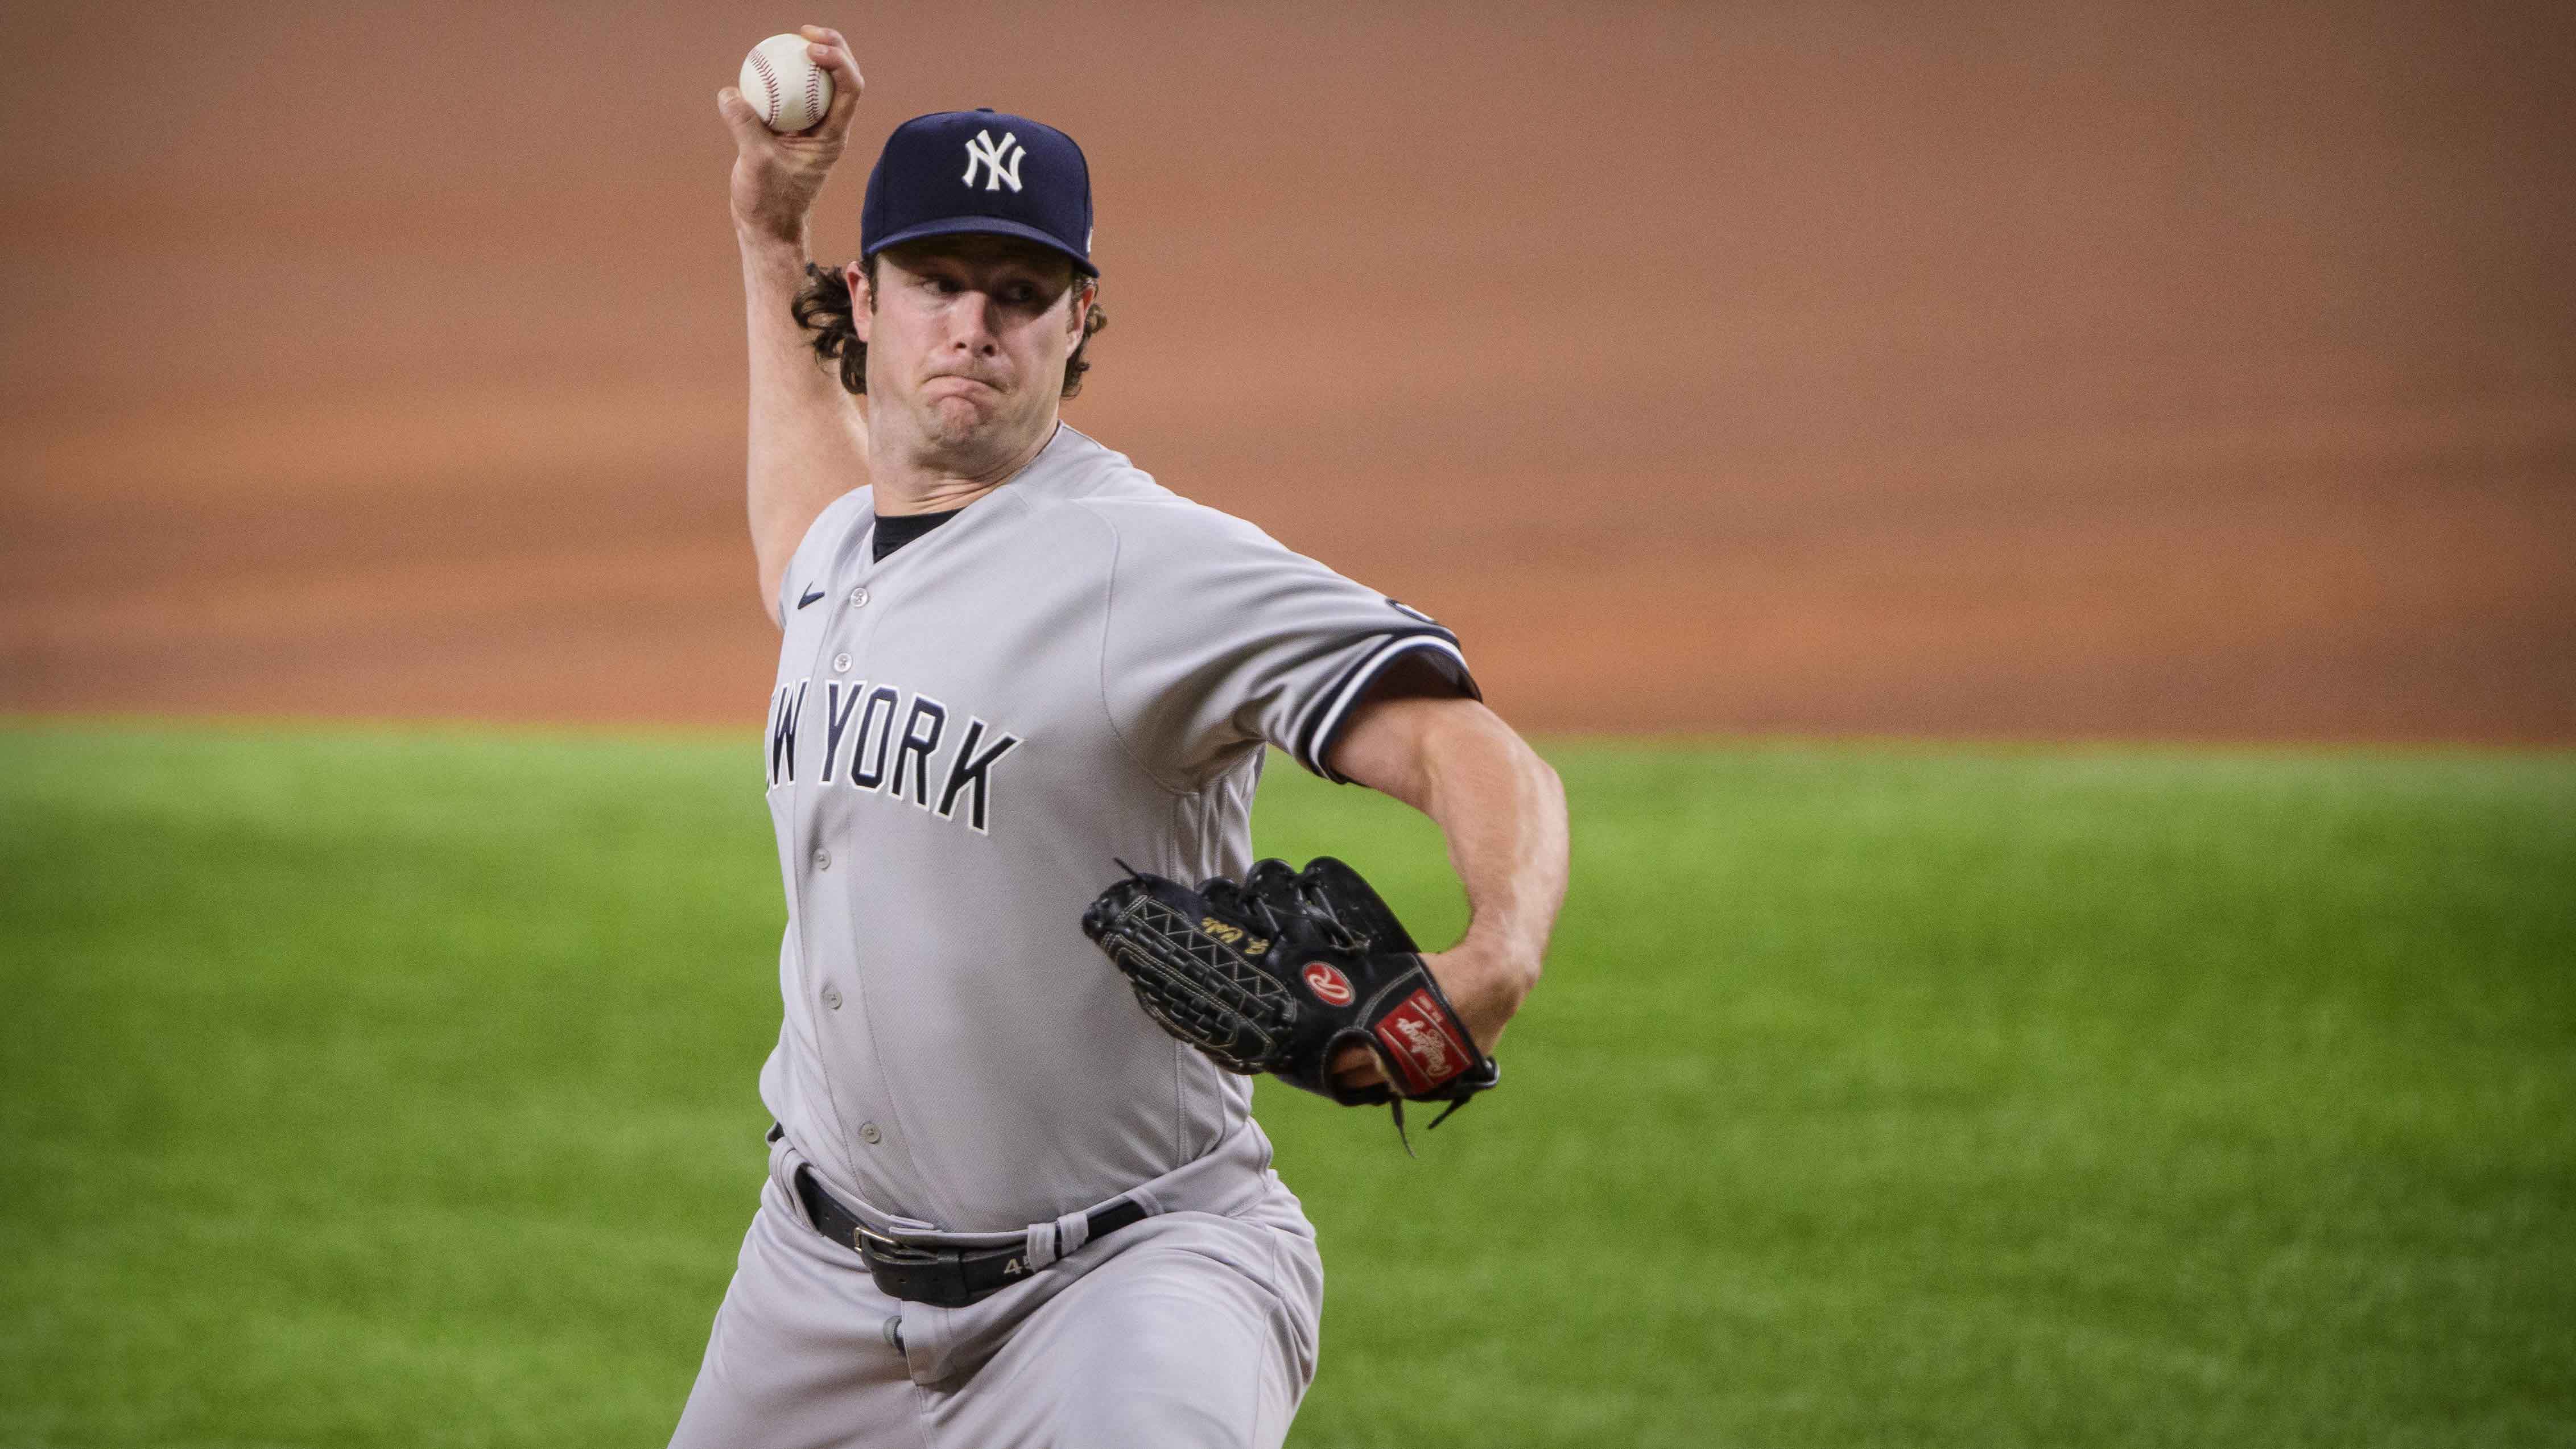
[3,722,2571,1447]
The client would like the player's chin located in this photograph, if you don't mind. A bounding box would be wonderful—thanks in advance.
[923,393,1000,440]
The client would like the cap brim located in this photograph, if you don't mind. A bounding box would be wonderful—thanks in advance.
[865,217,1098,276]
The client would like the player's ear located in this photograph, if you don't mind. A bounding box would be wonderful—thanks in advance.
[845,259,874,343]
[1067,279,1096,337]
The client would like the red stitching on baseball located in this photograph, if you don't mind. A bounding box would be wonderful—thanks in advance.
[806,71,823,125]
[750,49,781,126]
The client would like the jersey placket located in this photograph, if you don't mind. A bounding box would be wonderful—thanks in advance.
[793,517,902,1189]
[811,495,1025,1223]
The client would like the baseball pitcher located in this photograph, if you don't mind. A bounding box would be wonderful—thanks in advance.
[673,26,1570,1447]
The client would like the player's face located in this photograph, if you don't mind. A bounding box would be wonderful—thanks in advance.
[857,237,1092,470]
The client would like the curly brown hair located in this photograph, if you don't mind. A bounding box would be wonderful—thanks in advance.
[791,256,1108,399]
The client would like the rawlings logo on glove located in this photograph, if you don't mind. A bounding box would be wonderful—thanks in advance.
[1081,857,1500,1142]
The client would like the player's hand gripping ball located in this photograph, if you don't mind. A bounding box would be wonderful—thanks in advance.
[1083,858,1500,1143]
[740,33,835,133]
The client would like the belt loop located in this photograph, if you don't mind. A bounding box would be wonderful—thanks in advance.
[1054,1207,1093,1260]
[789,1163,820,1235]
[1021,1207,1093,1272]
[765,1130,801,1220]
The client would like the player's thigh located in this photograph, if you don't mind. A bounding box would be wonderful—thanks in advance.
[948,1212,1320,1449]
[667,1180,920,1449]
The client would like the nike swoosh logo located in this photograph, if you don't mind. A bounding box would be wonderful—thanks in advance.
[797,585,826,609]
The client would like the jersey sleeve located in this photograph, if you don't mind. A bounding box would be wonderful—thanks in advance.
[1091,500,1479,790]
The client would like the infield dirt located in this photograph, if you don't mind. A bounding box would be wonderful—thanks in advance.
[4,2,2570,741]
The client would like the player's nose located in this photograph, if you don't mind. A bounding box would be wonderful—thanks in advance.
[946,291,1004,354]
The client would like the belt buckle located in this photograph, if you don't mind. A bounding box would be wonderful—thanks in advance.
[854,1227,976,1307]
[851,1224,911,1258]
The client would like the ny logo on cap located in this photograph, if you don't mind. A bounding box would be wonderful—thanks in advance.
[962,130,1025,193]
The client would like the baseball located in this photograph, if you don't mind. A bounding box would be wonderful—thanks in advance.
[740,34,833,133]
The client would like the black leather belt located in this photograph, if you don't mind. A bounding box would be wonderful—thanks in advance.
[790,1160,1146,1310]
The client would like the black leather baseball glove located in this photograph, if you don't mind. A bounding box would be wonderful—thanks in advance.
[1081,857,1500,1142]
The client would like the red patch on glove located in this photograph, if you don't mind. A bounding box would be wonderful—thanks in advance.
[1372,988,1472,1095]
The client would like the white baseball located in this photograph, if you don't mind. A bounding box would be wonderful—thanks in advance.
[740,34,834,134]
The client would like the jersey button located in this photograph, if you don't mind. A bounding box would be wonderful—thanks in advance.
[812,848,832,870]
[832,652,853,673]
[860,1121,883,1145]
[821,985,843,1010]
[849,587,870,608]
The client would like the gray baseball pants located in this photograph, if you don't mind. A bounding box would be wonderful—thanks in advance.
[666,1148,1324,1448]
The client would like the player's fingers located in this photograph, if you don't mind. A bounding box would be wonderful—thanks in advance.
[805,43,861,97]
[1330,1042,1384,1089]
[807,41,864,127]
[798,24,862,86]
[715,86,774,150]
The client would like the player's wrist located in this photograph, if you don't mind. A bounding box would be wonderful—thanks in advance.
[1425,938,1537,1054]
[733,210,812,255]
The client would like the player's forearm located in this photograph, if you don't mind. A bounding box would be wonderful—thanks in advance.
[1413,708,1568,992]
[1334,695,1569,1004]
[738,230,869,624]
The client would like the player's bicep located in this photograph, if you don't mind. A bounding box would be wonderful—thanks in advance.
[1278,633,1477,783]
[1320,659,1489,808]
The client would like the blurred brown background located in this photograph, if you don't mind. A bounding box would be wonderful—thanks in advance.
[3,1,2570,740]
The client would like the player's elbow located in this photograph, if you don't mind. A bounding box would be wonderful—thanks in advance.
[1509,726,1565,825]
[1530,743,1564,815]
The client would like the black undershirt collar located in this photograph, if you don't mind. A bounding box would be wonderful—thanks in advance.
[873,506,966,562]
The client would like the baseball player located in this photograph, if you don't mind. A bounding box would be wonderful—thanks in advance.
[678,26,1569,1447]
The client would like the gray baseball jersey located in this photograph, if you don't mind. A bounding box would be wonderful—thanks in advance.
[754,422,1475,1236]
[674,423,1479,1443]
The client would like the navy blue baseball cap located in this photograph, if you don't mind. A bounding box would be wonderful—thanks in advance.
[861,109,1097,276]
